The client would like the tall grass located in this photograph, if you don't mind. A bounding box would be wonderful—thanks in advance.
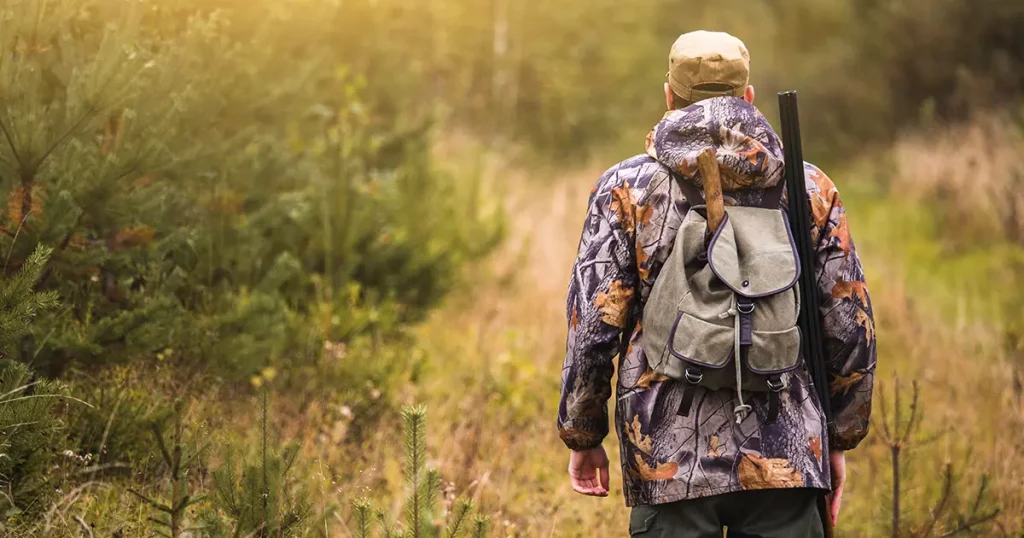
[387,132,1024,536]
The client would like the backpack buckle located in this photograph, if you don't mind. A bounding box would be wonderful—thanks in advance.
[766,376,786,392]
[684,367,703,385]
[737,302,755,314]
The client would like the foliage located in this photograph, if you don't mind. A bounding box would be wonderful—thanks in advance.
[0,244,63,519]
[204,390,315,537]
[0,360,68,520]
[0,0,1021,536]
[127,399,207,538]
[63,365,176,475]
[353,405,482,538]
[0,0,501,381]
[873,377,1000,537]
[325,0,1024,161]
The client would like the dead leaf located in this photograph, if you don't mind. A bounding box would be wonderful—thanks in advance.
[830,371,865,396]
[634,367,670,390]
[594,280,634,328]
[807,167,837,229]
[636,204,654,227]
[832,279,869,307]
[738,453,803,489]
[115,225,156,249]
[564,377,602,419]
[67,234,88,250]
[634,453,678,481]
[829,213,852,255]
[569,306,580,330]
[645,129,657,159]
[809,437,822,463]
[625,415,652,454]
[6,185,46,229]
[856,308,875,343]
[707,435,723,458]
[609,185,637,233]
[637,244,651,281]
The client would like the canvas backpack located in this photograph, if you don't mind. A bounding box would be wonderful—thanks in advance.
[642,172,801,424]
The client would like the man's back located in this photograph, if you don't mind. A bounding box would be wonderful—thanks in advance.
[558,68,876,534]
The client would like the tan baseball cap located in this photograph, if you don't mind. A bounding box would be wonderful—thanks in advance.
[667,31,750,103]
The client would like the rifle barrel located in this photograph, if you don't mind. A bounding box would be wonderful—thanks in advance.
[778,91,833,425]
[780,88,836,538]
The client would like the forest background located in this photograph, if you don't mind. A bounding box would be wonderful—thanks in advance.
[1,0,1023,536]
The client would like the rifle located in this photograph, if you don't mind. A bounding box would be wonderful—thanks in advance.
[778,90,835,537]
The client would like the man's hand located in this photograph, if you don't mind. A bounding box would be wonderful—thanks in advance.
[568,446,610,497]
[828,451,846,526]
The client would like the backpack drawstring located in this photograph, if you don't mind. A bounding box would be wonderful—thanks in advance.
[720,296,751,424]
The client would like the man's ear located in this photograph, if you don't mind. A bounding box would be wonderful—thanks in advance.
[665,82,674,111]
[744,85,756,104]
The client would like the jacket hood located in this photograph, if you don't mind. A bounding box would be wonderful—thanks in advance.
[645,96,784,191]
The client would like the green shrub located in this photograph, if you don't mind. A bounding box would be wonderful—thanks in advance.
[0,244,63,518]
[0,360,68,519]
[0,0,501,381]
[351,405,488,538]
[202,391,315,538]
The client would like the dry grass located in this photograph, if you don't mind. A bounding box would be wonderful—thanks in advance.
[894,116,1024,246]
[398,129,1023,536]
[267,126,1024,537]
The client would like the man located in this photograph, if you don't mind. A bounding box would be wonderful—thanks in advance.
[558,31,876,536]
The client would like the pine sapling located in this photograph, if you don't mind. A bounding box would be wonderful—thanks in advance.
[353,498,372,538]
[874,375,1001,538]
[127,399,207,538]
[358,405,486,538]
[470,515,490,538]
[444,499,473,538]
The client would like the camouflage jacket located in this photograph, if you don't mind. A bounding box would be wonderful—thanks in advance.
[558,97,876,506]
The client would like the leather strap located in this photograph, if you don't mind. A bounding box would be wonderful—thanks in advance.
[677,384,697,417]
[737,296,754,346]
[759,178,787,210]
[767,390,780,424]
[674,171,707,208]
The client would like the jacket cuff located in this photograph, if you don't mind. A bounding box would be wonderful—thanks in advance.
[559,417,608,451]
[830,431,866,452]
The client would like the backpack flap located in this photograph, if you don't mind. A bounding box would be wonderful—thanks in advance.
[746,324,802,375]
[707,206,800,297]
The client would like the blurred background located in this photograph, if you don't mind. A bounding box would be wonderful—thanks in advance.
[0,0,1022,536]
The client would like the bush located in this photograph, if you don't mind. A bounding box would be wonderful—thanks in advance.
[0,361,68,519]
[0,0,501,381]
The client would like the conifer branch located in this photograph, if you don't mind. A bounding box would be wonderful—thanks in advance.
[32,105,100,171]
[444,499,473,538]
[353,498,372,538]
[470,515,490,538]
[403,405,428,538]
[0,115,23,167]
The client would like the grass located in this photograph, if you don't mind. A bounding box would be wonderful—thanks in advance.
[20,127,1024,537]
[387,131,1022,536]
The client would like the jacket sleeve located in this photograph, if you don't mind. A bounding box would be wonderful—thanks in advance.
[558,169,638,451]
[807,164,877,451]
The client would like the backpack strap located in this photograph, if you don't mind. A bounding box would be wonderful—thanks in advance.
[673,171,707,209]
[673,169,787,211]
[759,178,787,210]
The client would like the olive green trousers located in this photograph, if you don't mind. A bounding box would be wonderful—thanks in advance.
[628,488,825,537]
